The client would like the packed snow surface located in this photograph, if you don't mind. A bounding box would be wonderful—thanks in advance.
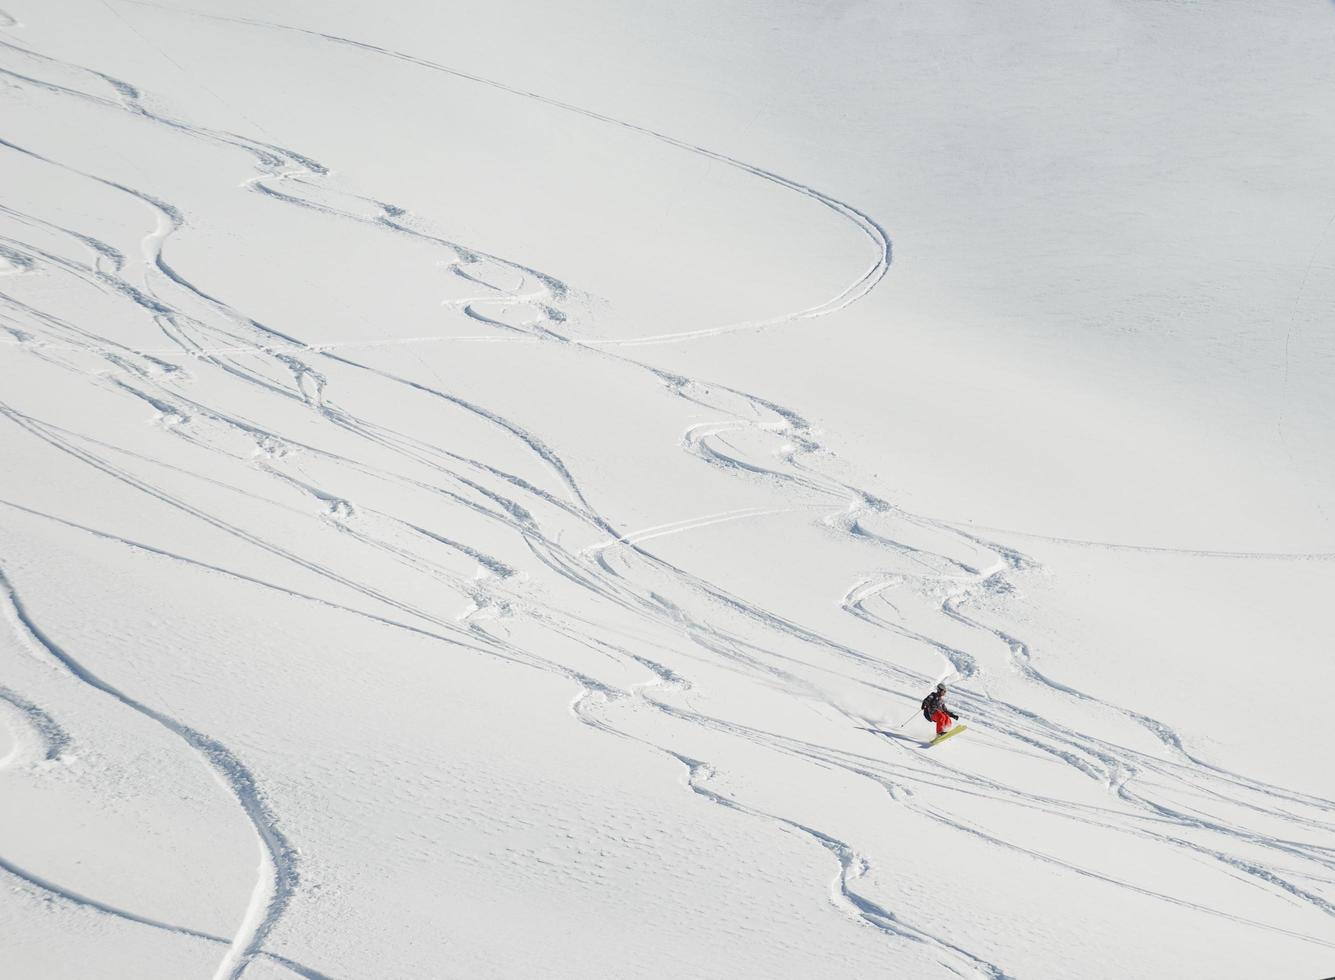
[2,2,1333,978]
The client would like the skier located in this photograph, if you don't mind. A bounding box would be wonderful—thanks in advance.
[921,683,958,737]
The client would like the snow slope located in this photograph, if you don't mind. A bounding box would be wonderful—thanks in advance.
[1,1,1333,977]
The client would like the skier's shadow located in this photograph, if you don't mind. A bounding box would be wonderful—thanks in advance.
[856,726,923,745]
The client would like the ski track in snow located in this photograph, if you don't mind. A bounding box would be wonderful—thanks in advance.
[0,682,71,768]
[0,853,332,980]
[1,6,1333,977]
[118,0,892,349]
[0,568,309,980]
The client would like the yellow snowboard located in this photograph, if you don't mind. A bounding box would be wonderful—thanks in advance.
[926,725,967,747]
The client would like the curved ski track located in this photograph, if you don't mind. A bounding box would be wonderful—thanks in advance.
[1,7,1333,979]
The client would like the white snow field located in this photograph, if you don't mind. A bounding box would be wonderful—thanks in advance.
[2,0,1333,977]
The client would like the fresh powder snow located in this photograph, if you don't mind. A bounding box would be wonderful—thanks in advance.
[1,2,1333,978]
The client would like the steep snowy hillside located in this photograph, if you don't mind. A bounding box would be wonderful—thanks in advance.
[1,2,1332,978]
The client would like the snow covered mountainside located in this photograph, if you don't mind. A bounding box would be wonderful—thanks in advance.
[2,1,1333,977]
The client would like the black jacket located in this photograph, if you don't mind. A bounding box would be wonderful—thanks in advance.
[921,690,957,721]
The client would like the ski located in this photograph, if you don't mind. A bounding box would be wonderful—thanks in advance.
[925,725,967,747]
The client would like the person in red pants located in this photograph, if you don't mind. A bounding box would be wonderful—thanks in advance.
[921,684,958,735]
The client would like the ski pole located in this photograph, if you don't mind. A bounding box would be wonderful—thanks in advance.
[896,708,920,729]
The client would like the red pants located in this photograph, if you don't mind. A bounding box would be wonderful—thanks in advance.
[932,710,953,735]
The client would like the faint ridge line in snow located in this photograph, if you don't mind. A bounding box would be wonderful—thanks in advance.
[580,505,824,554]
[92,0,278,147]
[931,519,1335,561]
[118,0,891,346]
[0,567,296,980]
[1282,206,1335,385]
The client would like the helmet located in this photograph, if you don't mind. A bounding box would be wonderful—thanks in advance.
[936,684,947,694]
